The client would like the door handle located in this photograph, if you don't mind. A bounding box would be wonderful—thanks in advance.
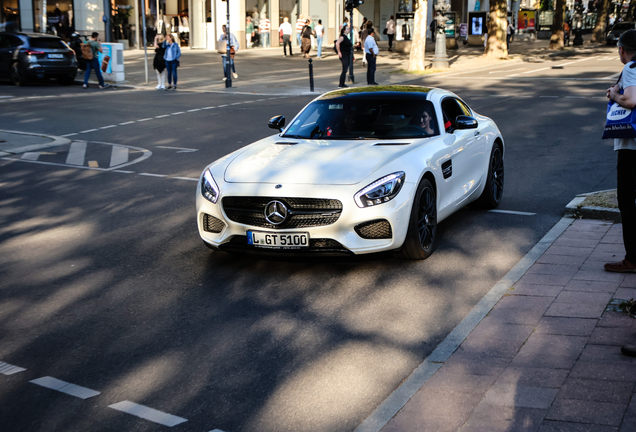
[474,131,481,136]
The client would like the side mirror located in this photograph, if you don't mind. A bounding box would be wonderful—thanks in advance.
[455,115,478,130]
[268,115,285,132]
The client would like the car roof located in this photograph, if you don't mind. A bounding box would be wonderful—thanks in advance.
[1,31,62,39]
[318,85,435,100]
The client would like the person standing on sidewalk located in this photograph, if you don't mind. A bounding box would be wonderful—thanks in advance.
[219,25,239,80]
[315,19,324,58]
[336,24,352,88]
[386,15,395,51]
[163,34,181,90]
[506,19,514,50]
[605,30,636,280]
[259,14,270,48]
[246,17,254,48]
[296,15,305,47]
[301,19,312,58]
[280,17,293,56]
[153,34,166,90]
[82,32,108,89]
[364,28,379,85]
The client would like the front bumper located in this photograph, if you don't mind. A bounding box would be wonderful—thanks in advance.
[196,180,416,256]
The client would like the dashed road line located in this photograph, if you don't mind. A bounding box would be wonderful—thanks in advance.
[139,173,167,177]
[155,114,170,118]
[108,401,187,427]
[30,376,100,399]
[187,108,202,112]
[99,125,117,129]
[171,111,185,115]
[119,121,135,125]
[61,133,78,137]
[21,152,40,161]
[489,209,537,216]
[173,177,198,181]
[113,170,135,173]
[137,118,153,122]
[0,361,26,375]
[539,95,559,98]
[79,129,99,134]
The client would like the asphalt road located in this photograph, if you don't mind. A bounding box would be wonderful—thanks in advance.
[0,47,621,432]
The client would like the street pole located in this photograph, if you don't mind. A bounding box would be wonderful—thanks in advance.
[141,0,149,84]
[103,0,112,42]
[348,8,354,83]
[225,0,232,88]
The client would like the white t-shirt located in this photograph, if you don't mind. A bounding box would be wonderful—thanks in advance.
[615,61,636,151]
[280,21,293,35]
[315,24,324,38]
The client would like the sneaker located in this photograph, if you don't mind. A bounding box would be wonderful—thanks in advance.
[232,73,238,79]
[369,82,379,85]
[338,85,348,88]
[82,84,88,88]
[222,77,227,81]
[155,85,161,89]
[604,259,636,273]
[165,85,172,90]
[99,83,109,89]
[172,86,177,90]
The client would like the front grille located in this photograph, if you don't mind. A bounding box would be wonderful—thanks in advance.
[203,214,226,233]
[222,197,343,229]
[355,219,392,239]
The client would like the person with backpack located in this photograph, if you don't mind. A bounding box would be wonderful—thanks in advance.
[82,32,108,89]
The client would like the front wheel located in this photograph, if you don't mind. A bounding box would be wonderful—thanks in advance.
[395,178,438,260]
[10,63,27,86]
[475,143,504,209]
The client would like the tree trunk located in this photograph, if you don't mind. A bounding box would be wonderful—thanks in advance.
[591,0,610,43]
[628,0,636,22]
[408,0,428,72]
[485,0,508,58]
[548,0,565,49]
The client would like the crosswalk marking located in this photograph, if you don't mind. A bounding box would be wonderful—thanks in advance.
[66,141,87,166]
[30,376,100,399]
[108,401,187,427]
[110,145,129,167]
[0,361,26,375]
[21,152,40,161]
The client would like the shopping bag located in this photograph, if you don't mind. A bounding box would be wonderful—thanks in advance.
[602,100,636,139]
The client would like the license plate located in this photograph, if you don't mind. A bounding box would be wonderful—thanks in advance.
[247,231,309,249]
[47,54,64,59]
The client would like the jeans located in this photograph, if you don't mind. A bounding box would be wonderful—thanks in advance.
[296,32,302,46]
[617,150,636,262]
[83,57,105,86]
[261,32,269,47]
[222,55,236,77]
[339,54,350,87]
[388,33,394,50]
[366,53,376,84]
[165,60,178,85]
[317,36,323,57]
[282,35,292,55]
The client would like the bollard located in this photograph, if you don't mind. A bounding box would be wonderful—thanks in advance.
[308,58,314,92]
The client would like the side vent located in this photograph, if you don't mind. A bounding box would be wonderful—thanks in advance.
[442,160,452,179]
[275,141,299,145]
[373,142,410,146]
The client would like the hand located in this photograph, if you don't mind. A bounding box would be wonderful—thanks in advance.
[608,85,617,100]
[339,52,342,58]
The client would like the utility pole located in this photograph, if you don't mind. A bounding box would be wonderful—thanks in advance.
[141,0,149,83]
[224,0,232,88]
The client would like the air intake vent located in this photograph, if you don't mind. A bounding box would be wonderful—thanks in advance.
[275,141,299,145]
[373,142,410,146]
[203,214,226,233]
[355,219,392,239]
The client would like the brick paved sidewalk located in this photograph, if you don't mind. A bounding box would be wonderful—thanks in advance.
[381,219,636,432]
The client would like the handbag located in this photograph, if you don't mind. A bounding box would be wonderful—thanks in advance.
[603,72,636,139]
[383,28,388,35]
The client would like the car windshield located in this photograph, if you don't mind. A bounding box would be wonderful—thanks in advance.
[30,38,67,49]
[612,23,635,31]
[282,98,440,140]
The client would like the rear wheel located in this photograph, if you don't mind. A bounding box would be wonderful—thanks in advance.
[395,178,438,260]
[475,143,504,209]
[10,63,27,86]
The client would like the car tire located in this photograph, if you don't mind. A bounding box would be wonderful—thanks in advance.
[10,63,27,86]
[395,178,438,260]
[474,143,504,209]
[57,75,75,86]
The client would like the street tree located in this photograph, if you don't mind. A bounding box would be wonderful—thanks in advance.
[591,0,611,43]
[549,0,566,49]
[485,0,508,58]
[628,0,636,21]
[408,0,428,72]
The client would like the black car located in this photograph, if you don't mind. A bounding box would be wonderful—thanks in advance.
[607,22,636,46]
[0,32,78,86]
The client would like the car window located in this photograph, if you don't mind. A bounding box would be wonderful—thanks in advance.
[0,35,12,49]
[440,98,466,132]
[282,98,440,139]
[29,38,66,49]
[457,99,472,116]
[613,23,635,31]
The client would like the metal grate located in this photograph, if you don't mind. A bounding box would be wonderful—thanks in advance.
[222,197,343,229]
[355,219,392,239]
[203,214,226,233]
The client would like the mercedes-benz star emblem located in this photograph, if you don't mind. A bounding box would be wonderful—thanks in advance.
[264,200,288,225]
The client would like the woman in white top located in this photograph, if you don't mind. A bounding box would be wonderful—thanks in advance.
[386,15,395,52]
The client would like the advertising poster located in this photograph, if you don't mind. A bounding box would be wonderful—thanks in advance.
[518,10,536,32]
[444,12,456,38]
[98,44,112,74]
[468,12,487,35]
[460,23,468,37]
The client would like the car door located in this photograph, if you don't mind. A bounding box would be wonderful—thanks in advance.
[441,97,487,206]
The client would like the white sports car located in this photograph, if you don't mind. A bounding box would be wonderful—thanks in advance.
[197,85,504,259]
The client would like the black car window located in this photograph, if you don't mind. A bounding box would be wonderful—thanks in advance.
[457,99,472,116]
[0,36,11,49]
[1,36,24,48]
[29,38,67,49]
[612,23,635,31]
[440,98,466,132]
[282,98,440,139]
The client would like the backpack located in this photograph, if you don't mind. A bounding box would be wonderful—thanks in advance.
[81,42,93,60]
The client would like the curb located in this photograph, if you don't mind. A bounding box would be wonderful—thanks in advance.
[0,129,71,156]
[564,190,621,223]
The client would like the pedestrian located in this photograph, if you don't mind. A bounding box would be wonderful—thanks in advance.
[315,19,324,58]
[563,21,570,46]
[340,17,349,33]
[280,17,293,56]
[386,15,395,51]
[336,23,352,88]
[364,27,379,85]
[153,34,166,90]
[361,21,374,66]
[361,17,367,32]
[506,19,514,50]
[296,14,305,46]
[219,24,239,80]
[430,18,437,42]
[246,17,254,48]
[163,33,180,90]
[259,14,270,48]
[301,19,312,58]
[82,32,109,89]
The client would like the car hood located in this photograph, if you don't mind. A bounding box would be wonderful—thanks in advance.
[224,136,418,185]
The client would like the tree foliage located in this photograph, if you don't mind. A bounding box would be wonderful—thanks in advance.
[408,0,428,72]
[485,0,508,58]
[548,0,565,49]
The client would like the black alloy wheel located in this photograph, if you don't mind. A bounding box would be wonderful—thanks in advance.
[395,178,438,260]
[11,63,27,86]
[475,143,504,209]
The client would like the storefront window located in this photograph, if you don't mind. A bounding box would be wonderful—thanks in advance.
[0,0,20,31]
[248,0,269,48]
[33,0,45,32]
[47,2,74,38]
[279,0,295,25]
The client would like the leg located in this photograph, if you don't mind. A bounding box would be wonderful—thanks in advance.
[172,64,178,86]
[317,37,322,57]
[618,150,636,263]
[93,58,105,86]
[161,70,167,88]
[283,35,288,55]
[166,61,173,85]
[366,53,372,83]
[369,55,376,83]
[83,57,93,85]
[155,70,161,88]
[221,56,228,79]
[339,57,349,87]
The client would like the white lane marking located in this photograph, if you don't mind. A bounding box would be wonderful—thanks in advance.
[230,102,242,105]
[61,133,78,137]
[2,157,108,171]
[0,361,26,375]
[171,112,185,115]
[603,72,621,80]
[21,152,40,161]
[202,107,215,110]
[488,209,537,216]
[155,114,170,118]
[156,146,198,152]
[208,429,226,432]
[217,104,228,107]
[0,96,14,99]
[539,95,559,98]
[99,125,117,129]
[30,376,100,399]
[139,173,167,177]
[187,108,202,112]
[119,121,135,125]
[79,129,98,134]
[520,67,550,75]
[172,177,198,181]
[110,145,129,167]
[137,118,153,122]
[66,141,87,165]
[108,401,187,427]
[113,170,135,173]
[565,96,585,99]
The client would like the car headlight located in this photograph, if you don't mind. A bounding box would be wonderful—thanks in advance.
[354,172,405,208]
[201,169,220,203]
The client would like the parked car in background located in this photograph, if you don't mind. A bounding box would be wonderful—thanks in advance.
[607,22,636,45]
[0,32,77,86]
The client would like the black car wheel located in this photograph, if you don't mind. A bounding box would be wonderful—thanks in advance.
[395,178,438,260]
[475,143,504,209]
[10,63,27,86]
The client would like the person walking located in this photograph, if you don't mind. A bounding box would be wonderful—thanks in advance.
[163,33,180,90]
[386,15,395,51]
[315,19,324,58]
[82,32,108,89]
[295,14,305,47]
[153,34,166,90]
[364,27,379,85]
[336,23,352,88]
[219,24,239,80]
[301,20,312,58]
[246,17,254,48]
[259,14,270,48]
[280,17,293,56]
[506,19,514,50]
